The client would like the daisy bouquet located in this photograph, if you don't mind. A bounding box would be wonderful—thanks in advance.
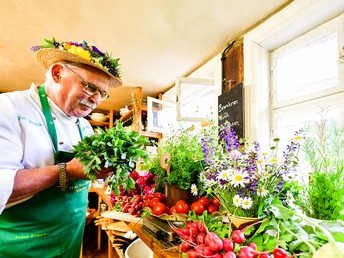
[198,123,303,218]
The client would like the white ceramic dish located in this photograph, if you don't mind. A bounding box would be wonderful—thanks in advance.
[125,238,153,258]
[90,112,108,122]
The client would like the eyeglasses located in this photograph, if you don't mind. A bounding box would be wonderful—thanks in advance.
[63,64,109,101]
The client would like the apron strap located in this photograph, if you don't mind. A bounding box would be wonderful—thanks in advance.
[38,85,58,152]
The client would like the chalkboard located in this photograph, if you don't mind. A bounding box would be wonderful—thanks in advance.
[218,83,244,139]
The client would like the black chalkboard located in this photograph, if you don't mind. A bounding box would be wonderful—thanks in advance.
[218,83,244,139]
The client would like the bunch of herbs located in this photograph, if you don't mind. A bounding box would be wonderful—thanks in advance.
[73,121,150,195]
[298,110,344,220]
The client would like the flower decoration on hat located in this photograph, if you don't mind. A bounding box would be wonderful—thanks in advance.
[31,38,121,86]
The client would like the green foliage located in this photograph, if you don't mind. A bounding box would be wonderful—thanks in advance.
[299,110,344,220]
[142,126,206,191]
[248,204,344,257]
[73,121,150,194]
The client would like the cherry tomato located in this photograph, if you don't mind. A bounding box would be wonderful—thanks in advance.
[207,205,218,214]
[198,196,211,207]
[169,205,177,215]
[190,201,205,215]
[149,197,161,209]
[211,196,221,207]
[153,202,166,215]
[175,200,189,214]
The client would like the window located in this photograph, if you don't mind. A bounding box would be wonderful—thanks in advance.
[271,14,344,141]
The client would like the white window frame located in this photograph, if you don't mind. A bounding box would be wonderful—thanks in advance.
[243,0,344,149]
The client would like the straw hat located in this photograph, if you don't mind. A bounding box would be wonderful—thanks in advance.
[32,38,122,87]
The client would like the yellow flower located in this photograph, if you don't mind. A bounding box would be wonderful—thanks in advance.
[270,157,278,163]
[68,45,92,60]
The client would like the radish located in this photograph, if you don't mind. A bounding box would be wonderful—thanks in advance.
[232,229,245,244]
[257,252,270,258]
[223,251,236,258]
[204,232,223,252]
[213,254,223,258]
[197,222,206,233]
[186,248,198,258]
[239,246,258,258]
[196,232,206,244]
[180,241,191,253]
[222,238,234,252]
[248,242,257,250]
[273,247,288,258]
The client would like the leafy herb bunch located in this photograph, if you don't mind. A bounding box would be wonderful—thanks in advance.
[143,126,206,191]
[198,123,303,218]
[73,121,150,195]
[298,111,344,220]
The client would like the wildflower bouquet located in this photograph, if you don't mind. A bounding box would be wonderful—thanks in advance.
[198,123,303,218]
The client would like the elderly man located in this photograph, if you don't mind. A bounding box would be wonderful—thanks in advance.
[0,38,121,257]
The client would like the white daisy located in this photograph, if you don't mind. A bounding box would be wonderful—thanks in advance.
[190,183,198,196]
[217,169,231,181]
[285,191,294,205]
[230,170,249,187]
[241,197,253,210]
[257,187,269,197]
[232,194,242,207]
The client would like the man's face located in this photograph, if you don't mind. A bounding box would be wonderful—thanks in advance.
[57,64,111,117]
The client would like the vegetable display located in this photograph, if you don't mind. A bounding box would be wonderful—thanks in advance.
[73,122,150,194]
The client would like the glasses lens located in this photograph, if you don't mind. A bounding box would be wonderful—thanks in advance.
[85,83,108,100]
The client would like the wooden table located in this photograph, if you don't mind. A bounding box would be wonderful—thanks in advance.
[89,187,181,258]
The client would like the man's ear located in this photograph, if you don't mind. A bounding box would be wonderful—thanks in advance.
[51,63,63,83]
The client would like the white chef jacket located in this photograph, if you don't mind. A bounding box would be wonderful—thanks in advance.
[0,84,94,213]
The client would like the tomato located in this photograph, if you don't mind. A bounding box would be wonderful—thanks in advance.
[175,200,189,214]
[153,192,165,202]
[153,202,166,215]
[198,196,210,208]
[149,197,161,209]
[207,205,218,214]
[169,205,177,215]
[211,196,221,207]
[190,201,205,215]
[142,200,151,208]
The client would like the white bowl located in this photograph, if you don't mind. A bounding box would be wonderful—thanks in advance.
[90,113,108,122]
[125,238,153,258]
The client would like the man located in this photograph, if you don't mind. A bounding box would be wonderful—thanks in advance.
[0,38,121,257]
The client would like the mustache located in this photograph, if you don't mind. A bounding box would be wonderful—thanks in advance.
[79,99,96,109]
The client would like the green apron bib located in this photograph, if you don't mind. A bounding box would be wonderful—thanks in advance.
[0,86,90,258]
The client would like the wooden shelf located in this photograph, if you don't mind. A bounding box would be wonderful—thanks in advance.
[128,223,180,258]
[88,120,110,127]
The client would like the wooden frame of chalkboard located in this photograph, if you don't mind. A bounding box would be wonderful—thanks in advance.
[218,83,244,139]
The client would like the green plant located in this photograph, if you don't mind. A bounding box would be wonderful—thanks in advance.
[73,121,150,195]
[298,110,344,220]
[141,126,206,192]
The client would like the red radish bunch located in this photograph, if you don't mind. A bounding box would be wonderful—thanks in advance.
[170,219,290,258]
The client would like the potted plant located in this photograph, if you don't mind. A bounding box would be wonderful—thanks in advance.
[296,110,344,220]
[140,125,206,207]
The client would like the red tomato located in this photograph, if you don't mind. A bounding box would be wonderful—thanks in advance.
[207,205,218,214]
[190,201,205,215]
[211,196,221,207]
[149,197,161,209]
[175,200,189,214]
[153,202,166,215]
[142,200,151,208]
[169,205,177,215]
[153,192,165,202]
[198,196,211,208]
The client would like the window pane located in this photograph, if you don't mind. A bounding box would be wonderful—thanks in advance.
[274,32,338,103]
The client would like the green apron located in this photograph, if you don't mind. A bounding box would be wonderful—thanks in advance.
[0,86,90,258]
